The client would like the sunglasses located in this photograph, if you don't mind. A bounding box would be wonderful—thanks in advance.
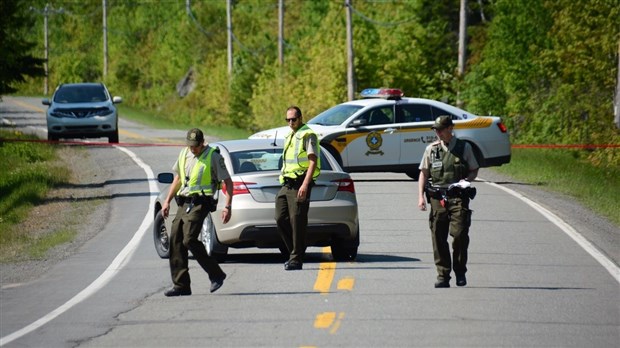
[285,117,299,123]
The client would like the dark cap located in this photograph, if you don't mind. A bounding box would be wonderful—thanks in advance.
[431,115,454,130]
[186,128,204,146]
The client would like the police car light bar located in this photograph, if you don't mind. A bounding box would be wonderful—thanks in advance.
[359,88,404,100]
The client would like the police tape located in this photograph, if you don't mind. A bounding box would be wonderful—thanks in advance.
[1,137,619,149]
[0,137,184,147]
[512,144,620,149]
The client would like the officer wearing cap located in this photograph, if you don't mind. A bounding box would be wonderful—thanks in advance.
[275,106,320,270]
[161,128,233,296]
[418,116,479,288]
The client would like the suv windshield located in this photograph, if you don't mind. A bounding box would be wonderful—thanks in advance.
[53,85,109,104]
[308,104,363,126]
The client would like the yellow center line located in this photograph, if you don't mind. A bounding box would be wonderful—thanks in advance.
[313,312,345,334]
[9,99,45,113]
[337,277,355,291]
[313,247,336,294]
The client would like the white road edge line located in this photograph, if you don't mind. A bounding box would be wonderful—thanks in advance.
[1,146,157,347]
[482,179,620,284]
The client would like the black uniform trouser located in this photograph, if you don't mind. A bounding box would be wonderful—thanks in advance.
[429,196,472,280]
[169,200,224,290]
[275,183,313,263]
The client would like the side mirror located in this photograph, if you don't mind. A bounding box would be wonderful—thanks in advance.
[157,172,174,184]
[112,96,123,104]
[42,99,51,106]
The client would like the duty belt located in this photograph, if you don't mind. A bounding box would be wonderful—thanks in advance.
[283,176,316,190]
[175,194,212,205]
[425,185,477,201]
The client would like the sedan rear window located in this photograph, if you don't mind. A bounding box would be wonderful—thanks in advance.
[231,149,332,174]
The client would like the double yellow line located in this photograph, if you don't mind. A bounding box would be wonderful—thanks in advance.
[311,247,355,336]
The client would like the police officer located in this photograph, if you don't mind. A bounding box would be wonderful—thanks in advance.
[418,116,479,288]
[275,106,320,270]
[161,128,233,296]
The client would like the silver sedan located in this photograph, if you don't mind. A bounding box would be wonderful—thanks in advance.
[153,138,360,262]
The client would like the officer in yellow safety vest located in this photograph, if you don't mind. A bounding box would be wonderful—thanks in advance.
[276,106,320,270]
[161,128,233,296]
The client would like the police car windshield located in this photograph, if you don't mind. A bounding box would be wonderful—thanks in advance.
[308,104,363,126]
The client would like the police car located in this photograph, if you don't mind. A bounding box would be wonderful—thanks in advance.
[250,88,511,178]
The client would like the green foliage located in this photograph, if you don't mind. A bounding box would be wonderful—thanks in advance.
[0,1,46,95]
[463,0,619,147]
[10,0,620,156]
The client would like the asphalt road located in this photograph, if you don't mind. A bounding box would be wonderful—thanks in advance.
[1,96,619,347]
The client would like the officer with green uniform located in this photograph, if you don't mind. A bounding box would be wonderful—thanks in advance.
[418,116,479,288]
[276,106,320,271]
[161,128,233,296]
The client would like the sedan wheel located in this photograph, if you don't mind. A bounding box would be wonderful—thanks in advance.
[153,210,170,258]
[201,213,228,262]
[331,229,359,261]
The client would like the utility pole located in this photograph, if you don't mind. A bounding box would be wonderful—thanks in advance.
[30,3,64,95]
[345,0,356,101]
[103,0,108,78]
[278,0,284,67]
[456,0,467,108]
[227,0,233,80]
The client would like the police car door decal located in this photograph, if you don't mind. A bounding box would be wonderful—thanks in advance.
[345,107,400,169]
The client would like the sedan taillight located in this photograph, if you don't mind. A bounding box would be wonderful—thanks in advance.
[333,178,355,193]
[222,181,254,196]
[497,122,508,133]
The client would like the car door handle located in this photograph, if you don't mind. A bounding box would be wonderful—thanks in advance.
[384,128,397,134]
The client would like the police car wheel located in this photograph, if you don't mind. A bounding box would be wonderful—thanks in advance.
[405,169,420,180]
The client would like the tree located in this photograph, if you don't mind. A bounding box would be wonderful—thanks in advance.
[0,1,45,96]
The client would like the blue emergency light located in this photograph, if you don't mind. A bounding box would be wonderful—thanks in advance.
[359,88,404,100]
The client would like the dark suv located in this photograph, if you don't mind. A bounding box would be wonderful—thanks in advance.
[43,83,122,143]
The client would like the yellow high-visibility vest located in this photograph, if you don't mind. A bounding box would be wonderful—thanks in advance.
[280,124,321,183]
[178,146,215,195]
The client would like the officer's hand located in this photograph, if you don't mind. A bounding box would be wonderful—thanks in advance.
[162,201,170,218]
[418,197,427,211]
[297,184,308,202]
[221,208,231,224]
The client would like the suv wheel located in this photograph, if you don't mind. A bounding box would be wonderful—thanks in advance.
[109,131,119,143]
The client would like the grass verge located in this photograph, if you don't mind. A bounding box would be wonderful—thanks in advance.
[493,148,620,226]
[0,130,71,262]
